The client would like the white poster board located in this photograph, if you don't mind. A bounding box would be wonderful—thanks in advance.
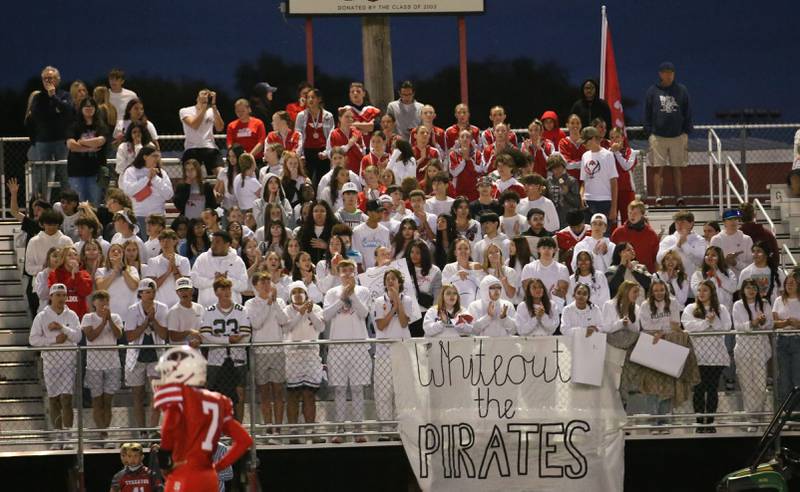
[392,337,626,492]
[570,328,608,387]
[630,332,690,378]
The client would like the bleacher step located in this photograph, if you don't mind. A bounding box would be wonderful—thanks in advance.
[0,362,37,381]
[0,266,21,282]
[0,381,42,399]
[0,330,31,345]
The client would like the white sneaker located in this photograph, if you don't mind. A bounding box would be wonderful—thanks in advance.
[62,431,75,450]
[48,435,62,451]
[104,441,118,449]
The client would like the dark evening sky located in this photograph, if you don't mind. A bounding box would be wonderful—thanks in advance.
[3,0,799,124]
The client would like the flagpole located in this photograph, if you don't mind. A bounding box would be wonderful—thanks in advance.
[599,5,607,98]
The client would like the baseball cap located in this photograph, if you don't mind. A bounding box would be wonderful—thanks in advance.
[378,194,393,205]
[366,199,382,212]
[175,277,193,291]
[254,82,277,94]
[49,283,67,295]
[658,61,675,72]
[590,213,608,225]
[137,278,157,292]
[722,209,743,221]
[342,182,359,194]
[476,176,493,188]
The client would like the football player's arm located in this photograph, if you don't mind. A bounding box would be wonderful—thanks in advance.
[157,406,182,473]
[214,416,254,471]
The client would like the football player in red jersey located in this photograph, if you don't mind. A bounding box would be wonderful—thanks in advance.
[152,346,253,492]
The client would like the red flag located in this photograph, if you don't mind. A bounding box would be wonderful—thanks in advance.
[600,11,625,130]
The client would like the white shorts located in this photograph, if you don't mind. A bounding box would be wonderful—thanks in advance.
[125,361,159,388]
[286,347,325,389]
[85,368,121,397]
[327,344,372,387]
[43,362,76,397]
[254,351,286,385]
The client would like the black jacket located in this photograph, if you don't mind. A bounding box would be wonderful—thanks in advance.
[173,182,217,216]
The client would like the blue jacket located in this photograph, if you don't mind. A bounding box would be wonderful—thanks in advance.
[643,81,692,137]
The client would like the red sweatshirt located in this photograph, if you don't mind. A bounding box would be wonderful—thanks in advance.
[48,267,93,319]
[610,221,660,273]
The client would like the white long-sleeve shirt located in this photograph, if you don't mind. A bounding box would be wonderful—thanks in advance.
[601,299,641,334]
[120,166,173,217]
[637,298,681,334]
[191,249,249,306]
[681,303,732,366]
[656,232,707,277]
[653,271,690,308]
[245,296,289,345]
[518,196,559,233]
[467,300,516,337]
[571,237,615,273]
[710,230,753,277]
[516,301,560,336]
[560,302,603,337]
[567,273,611,307]
[690,269,737,311]
[732,299,773,362]
[422,308,474,338]
[24,230,74,277]
[284,303,325,342]
[29,305,81,367]
[386,149,417,185]
[323,284,371,340]
[232,173,262,211]
[143,253,191,308]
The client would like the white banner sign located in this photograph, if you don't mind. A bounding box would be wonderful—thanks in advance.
[391,337,627,491]
[288,0,485,16]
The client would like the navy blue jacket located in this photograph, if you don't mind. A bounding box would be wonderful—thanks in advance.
[30,89,74,142]
[643,81,692,137]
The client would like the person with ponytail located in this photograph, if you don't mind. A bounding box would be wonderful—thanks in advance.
[773,267,800,403]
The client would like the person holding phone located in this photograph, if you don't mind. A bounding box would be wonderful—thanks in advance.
[180,88,225,176]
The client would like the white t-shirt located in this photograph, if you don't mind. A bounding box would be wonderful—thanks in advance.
[518,196,559,233]
[81,312,123,370]
[114,119,158,142]
[143,253,192,308]
[352,222,392,269]
[166,302,204,344]
[425,196,455,217]
[773,296,800,326]
[738,264,786,304]
[179,105,217,150]
[96,267,139,317]
[232,174,262,211]
[109,88,137,122]
[373,294,421,355]
[580,148,618,201]
[520,260,569,298]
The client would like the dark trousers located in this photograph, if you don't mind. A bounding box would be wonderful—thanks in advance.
[694,365,724,423]
[304,147,328,190]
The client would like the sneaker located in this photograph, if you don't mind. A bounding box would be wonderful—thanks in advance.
[289,438,302,445]
[746,427,758,433]
[655,197,664,206]
[331,436,344,444]
[62,433,75,450]
[676,197,686,208]
[311,436,327,444]
[378,435,392,442]
[354,436,367,443]
[649,429,660,435]
[266,438,280,445]
[104,441,118,449]
[48,435,62,451]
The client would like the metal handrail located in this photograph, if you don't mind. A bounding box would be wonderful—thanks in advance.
[753,198,775,233]
[726,155,749,209]
[784,244,798,267]
[709,129,723,213]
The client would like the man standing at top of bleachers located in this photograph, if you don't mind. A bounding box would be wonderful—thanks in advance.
[644,61,693,208]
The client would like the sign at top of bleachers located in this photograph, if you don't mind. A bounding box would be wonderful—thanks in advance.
[287,0,485,16]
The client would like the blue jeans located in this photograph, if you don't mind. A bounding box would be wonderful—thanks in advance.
[777,336,800,403]
[32,141,67,201]
[68,176,101,204]
[586,200,612,236]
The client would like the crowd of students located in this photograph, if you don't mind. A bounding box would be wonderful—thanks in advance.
[15,67,795,445]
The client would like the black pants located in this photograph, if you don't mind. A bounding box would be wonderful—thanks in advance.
[304,147,328,190]
[694,365,724,423]
[183,147,223,176]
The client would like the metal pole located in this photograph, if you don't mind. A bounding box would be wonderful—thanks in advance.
[740,125,747,194]
[248,341,259,491]
[0,141,6,219]
[75,346,85,492]
[708,131,714,206]
[457,16,469,105]
[771,331,781,455]
[305,17,315,86]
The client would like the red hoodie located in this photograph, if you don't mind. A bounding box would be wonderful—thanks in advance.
[540,111,566,147]
[48,267,93,319]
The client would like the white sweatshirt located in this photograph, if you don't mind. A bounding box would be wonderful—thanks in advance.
[637,298,681,334]
[120,166,174,217]
[24,230,74,277]
[560,302,603,337]
[601,299,641,334]
[710,230,753,277]
[422,308,474,338]
[516,300,560,336]
[323,284,371,340]
[190,249,249,306]
[656,232,707,278]
[681,303,732,366]
[467,276,517,336]
[29,305,81,367]
[245,295,289,345]
[732,299,773,362]
[571,237,615,273]
[690,269,737,311]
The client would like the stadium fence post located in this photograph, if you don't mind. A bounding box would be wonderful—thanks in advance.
[248,340,259,491]
[75,345,86,492]
[0,140,6,219]
[771,329,781,455]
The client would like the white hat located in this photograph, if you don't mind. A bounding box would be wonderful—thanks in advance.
[49,283,67,295]
[590,213,608,225]
[137,278,157,292]
[342,182,359,194]
[378,194,393,204]
[175,277,193,291]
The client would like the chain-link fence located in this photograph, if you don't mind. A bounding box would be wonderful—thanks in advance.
[1,332,798,453]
